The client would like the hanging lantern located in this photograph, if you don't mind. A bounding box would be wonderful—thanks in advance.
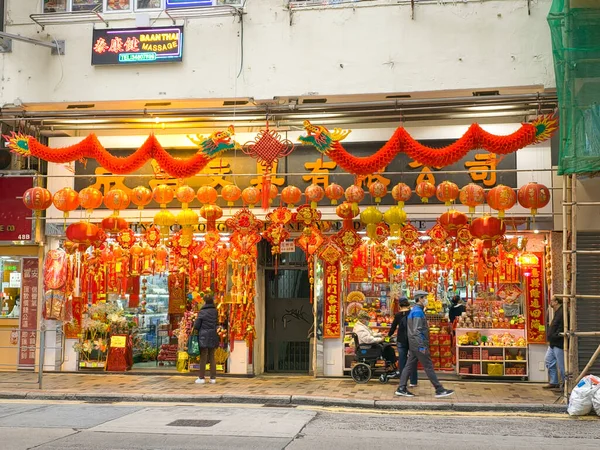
[305,183,325,209]
[221,185,242,206]
[345,185,365,214]
[153,184,175,208]
[155,245,168,273]
[470,215,506,248]
[66,221,99,247]
[324,183,344,205]
[383,206,407,236]
[436,181,459,206]
[101,216,128,233]
[197,185,218,205]
[415,181,436,203]
[487,184,516,218]
[175,185,196,208]
[200,204,223,231]
[22,187,53,217]
[241,186,260,208]
[104,188,131,215]
[439,210,468,237]
[336,201,359,230]
[281,186,302,207]
[78,187,103,214]
[262,184,279,206]
[53,187,80,219]
[130,243,143,276]
[517,182,551,217]
[368,181,387,204]
[130,186,153,210]
[459,183,485,215]
[154,209,176,236]
[177,208,199,237]
[391,183,412,208]
[360,206,383,240]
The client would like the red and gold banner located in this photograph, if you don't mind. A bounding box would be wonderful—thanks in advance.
[525,252,546,344]
[18,258,39,368]
[323,263,341,339]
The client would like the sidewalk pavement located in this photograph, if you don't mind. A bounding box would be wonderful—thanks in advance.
[0,372,567,413]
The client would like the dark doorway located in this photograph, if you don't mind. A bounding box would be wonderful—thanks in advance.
[265,269,313,373]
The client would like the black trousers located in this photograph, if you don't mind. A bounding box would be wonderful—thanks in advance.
[199,347,217,379]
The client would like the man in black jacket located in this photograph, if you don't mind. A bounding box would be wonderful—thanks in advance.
[388,297,418,386]
[544,296,565,389]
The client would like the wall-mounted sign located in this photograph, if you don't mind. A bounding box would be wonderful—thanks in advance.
[9,272,21,288]
[166,0,214,8]
[92,26,184,65]
[0,177,34,244]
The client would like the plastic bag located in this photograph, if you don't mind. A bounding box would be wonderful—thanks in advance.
[567,375,600,416]
[187,334,200,357]
[592,383,600,415]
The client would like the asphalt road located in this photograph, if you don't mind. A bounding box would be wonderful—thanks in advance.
[1,400,598,450]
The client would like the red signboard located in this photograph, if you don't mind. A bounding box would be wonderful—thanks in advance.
[0,177,34,243]
[323,263,341,339]
[525,252,546,344]
[19,258,40,368]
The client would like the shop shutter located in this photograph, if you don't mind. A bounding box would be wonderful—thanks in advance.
[576,232,600,374]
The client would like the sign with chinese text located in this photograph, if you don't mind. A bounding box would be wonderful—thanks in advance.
[280,241,296,253]
[110,335,127,348]
[166,0,214,8]
[0,177,35,243]
[92,26,184,65]
[18,258,39,368]
[323,263,341,338]
[525,252,546,344]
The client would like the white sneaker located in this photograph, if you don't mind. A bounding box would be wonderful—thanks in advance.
[409,384,418,387]
[195,378,206,384]
[209,379,216,384]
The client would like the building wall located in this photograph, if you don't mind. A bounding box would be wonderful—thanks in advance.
[0,0,555,105]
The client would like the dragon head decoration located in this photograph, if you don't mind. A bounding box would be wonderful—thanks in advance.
[188,125,240,157]
[298,120,351,154]
[4,132,31,157]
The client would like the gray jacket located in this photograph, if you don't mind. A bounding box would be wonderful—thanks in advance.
[406,304,430,351]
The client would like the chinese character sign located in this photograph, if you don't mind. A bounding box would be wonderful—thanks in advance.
[323,263,341,338]
[19,258,39,368]
[525,253,546,344]
[92,26,184,65]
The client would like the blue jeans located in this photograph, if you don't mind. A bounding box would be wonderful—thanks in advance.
[398,344,418,385]
[545,346,565,385]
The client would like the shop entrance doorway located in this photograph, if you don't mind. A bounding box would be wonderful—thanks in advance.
[265,269,313,373]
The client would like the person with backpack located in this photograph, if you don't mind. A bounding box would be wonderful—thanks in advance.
[388,297,418,387]
[193,294,219,384]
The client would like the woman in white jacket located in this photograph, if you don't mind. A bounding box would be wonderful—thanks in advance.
[353,311,384,345]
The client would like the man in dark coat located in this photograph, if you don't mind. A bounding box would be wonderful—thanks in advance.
[193,295,219,384]
[388,297,418,386]
[544,296,565,389]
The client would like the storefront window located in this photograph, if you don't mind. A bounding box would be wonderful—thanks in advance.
[106,0,132,11]
[136,0,162,9]
[43,0,68,13]
[1,257,22,318]
[72,0,103,11]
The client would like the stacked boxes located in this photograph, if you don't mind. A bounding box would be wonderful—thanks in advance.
[430,333,452,370]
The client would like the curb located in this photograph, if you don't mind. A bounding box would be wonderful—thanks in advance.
[0,390,567,413]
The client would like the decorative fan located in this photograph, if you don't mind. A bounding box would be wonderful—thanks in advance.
[346,302,363,317]
[346,291,366,304]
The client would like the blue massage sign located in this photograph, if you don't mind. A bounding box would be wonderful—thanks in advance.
[91,26,184,65]
[166,0,214,8]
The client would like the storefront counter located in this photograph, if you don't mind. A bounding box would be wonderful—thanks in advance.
[0,318,19,371]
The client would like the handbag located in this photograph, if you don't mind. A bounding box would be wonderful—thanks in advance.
[187,333,200,357]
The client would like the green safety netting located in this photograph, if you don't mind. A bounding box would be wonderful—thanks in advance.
[548,0,600,175]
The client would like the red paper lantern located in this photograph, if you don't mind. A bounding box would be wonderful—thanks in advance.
[439,210,468,236]
[281,186,302,207]
[197,185,218,205]
[131,186,153,210]
[200,204,223,231]
[487,185,516,218]
[53,187,80,218]
[415,181,436,203]
[325,183,344,205]
[459,183,485,214]
[241,186,260,207]
[175,185,196,208]
[66,221,99,246]
[517,182,551,216]
[104,188,130,214]
[153,184,175,207]
[470,215,506,248]
[101,216,129,233]
[345,185,365,213]
[368,181,387,204]
[23,187,52,216]
[221,185,242,206]
[78,187,103,213]
[391,183,412,208]
[305,184,325,209]
[436,181,459,206]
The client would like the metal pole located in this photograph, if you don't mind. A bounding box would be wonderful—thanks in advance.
[38,324,46,390]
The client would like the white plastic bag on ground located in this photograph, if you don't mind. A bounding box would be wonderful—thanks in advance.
[567,375,600,416]
[593,382,600,416]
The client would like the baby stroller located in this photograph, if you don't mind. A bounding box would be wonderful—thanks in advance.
[350,333,400,384]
